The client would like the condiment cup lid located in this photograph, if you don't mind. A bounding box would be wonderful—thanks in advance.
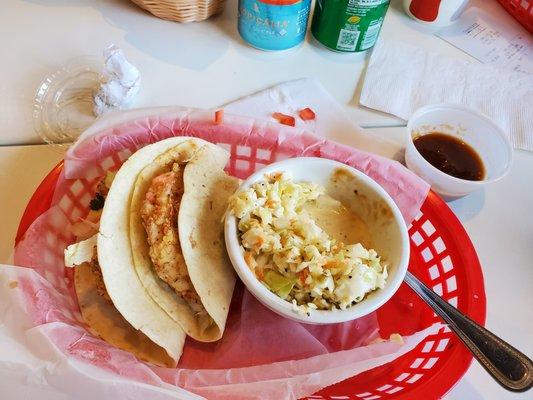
[33,56,102,146]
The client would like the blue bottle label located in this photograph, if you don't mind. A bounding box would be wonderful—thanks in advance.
[238,0,312,51]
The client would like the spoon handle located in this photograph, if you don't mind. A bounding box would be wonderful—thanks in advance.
[404,271,532,392]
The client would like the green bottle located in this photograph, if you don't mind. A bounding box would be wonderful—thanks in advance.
[311,0,391,53]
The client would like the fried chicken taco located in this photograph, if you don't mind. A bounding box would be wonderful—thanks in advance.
[65,137,238,366]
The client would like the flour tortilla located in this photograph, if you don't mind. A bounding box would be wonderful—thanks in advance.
[74,261,175,367]
[97,137,205,363]
[65,236,175,367]
[129,141,238,341]
[179,146,240,337]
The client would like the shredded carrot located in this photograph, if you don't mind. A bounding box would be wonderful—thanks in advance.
[272,112,296,127]
[299,268,309,285]
[298,107,316,121]
[214,109,224,125]
[265,199,277,208]
[244,251,255,268]
[331,242,344,253]
[271,172,283,181]
[253,236,265,251]
[323,261,337,269]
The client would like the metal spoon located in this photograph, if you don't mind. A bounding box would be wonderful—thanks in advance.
[404,271,532,392]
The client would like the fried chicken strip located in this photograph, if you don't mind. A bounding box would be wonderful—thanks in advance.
[140,163,203,311]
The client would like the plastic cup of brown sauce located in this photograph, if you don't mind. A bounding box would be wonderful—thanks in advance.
[405,104,513,199]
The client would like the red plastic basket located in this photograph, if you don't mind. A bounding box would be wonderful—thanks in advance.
[498,0,533,32]
[16,149,486,400]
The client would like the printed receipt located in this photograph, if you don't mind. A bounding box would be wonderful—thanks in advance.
[436,6,533,74]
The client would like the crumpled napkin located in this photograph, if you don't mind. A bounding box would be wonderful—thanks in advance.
[360,39,533,151]
[93,45,141,116]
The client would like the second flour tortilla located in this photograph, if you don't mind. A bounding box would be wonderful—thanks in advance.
[179,145,240,338]
[129,140,238,342]
[74,261,175,367]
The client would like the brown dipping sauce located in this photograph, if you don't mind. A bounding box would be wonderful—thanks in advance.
[413,132,485,181]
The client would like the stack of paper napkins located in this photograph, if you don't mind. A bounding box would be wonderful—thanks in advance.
[360,39,533,151]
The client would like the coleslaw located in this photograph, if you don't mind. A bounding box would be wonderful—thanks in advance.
[228,172,388,314]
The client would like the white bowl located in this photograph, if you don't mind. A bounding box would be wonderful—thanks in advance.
[224,157,410,325]
[405,104,513,199]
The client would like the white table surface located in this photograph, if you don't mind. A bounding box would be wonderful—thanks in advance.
[1,0,532,399]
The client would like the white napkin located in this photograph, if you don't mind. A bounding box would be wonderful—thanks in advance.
[224,78,402,159]
[93,45,141,116]
[360,39,533,151]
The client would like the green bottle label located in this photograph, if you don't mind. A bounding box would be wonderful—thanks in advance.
[311,0,390,53]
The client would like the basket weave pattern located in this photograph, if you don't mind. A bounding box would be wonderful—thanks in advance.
[130,0,225,22]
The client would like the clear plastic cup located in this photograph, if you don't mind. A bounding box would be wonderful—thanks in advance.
[33,56,102,146]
